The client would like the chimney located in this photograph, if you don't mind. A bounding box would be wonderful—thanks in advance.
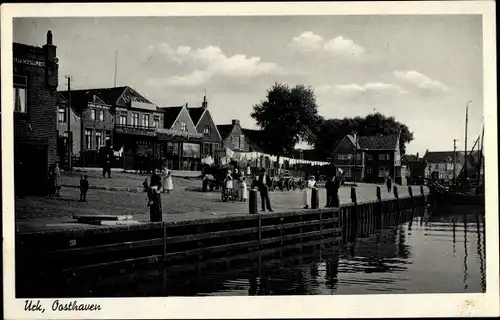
[185,102,188,108]
[202,95,208,109]
[232,119,240,126]
[416,152,419,159]
[46,30,53,45]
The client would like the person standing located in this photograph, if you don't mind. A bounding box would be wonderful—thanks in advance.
[148,169,163,222]
[53,162,61,196]
[79,175,89,202]
[331,175,341,207]
[386,175,392,193]
[102,149,112,179]
[240,176,248,202]
[325,175,333,207]
[303,175,316,209]
[163,167,174,194]
[257,168,273,212]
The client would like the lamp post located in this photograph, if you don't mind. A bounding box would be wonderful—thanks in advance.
[65,75,73,171]
[353,131,357,184]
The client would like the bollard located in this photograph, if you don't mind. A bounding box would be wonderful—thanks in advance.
[393,186,400,213]
[350,187,357,204]
[376,186,382,202]
[249,188,258,214]
[311,187,319,209]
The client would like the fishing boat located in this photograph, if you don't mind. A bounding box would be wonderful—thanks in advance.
[428,102,485,207]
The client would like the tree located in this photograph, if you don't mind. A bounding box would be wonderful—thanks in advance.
[312,112,414,159]
[251,83,321,164]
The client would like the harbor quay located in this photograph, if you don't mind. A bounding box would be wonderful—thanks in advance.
[15,171,430,233]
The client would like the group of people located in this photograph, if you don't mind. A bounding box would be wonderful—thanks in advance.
[47,162,62,197]
[134,152,164,175]
[142,165,175,222]
[223,168,249,202]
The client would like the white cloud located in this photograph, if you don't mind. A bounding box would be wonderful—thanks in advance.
[393,70,449,92]
[323,36,365,56]
[317,82,406,97]
[289,31,365,56]
[147,43,278,87]
[290,31,324,52]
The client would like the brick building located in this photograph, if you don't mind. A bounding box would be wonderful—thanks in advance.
[13,31,59,195]
[331,134,402,183]
[187,96,223,159]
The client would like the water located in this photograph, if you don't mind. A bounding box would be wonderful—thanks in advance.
[23,206,486,297]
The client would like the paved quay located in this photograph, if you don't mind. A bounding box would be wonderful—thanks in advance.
[16,171,429,233]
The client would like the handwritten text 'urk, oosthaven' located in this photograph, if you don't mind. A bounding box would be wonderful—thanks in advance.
[25,300,102,313]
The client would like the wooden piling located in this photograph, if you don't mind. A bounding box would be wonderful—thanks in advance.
[408,186,414,208]
[249,189,258,214]
[393,186,400,213]
[311,187,319,210]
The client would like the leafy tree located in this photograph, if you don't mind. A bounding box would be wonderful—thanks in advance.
[251,83,321,164]
[312,112,414,159]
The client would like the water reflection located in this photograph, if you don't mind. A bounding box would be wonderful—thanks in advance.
[21,205,486,297]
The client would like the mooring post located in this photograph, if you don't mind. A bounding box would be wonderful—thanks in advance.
[350,187,357,205]
[408,186,414,208]
[393,185,400,213]
[249,188,258,214]
[311,187,319,209]
[163,222,167,261]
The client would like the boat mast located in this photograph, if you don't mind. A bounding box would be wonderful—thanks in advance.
[476,125,485,194]
[464,101,471,185]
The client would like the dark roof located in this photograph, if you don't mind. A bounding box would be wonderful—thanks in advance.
[187,107,206,126]
[351,134,399,150]
[402,154,419,162]
[58,86,155,111]
[424,151,480,165]
[58,90,98,114]
[216,125,234,140]
[160,106,184,129]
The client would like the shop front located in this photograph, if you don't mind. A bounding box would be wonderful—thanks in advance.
[157,128,204,171]
[114,124,158,170]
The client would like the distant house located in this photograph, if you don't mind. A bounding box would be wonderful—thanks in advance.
[216,119,250,152]
[423,150,481,181]
[331,133,402,183]
[187,96,223,159]
[402,153,426,185]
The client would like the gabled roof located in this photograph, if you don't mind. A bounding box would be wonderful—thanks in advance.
[402,154,420,162]
[424,151,480,165]
[160,106,184,129]
[216,125,234,140]
[58,86,156,112]
[242,128,269,153]
[187,107,206,127]
[349,134,399,150]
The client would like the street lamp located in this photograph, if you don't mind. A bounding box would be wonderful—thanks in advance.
[65,75,73,171]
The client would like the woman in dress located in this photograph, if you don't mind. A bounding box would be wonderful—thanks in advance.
[53,162,61,196]
[148,169,163,222]
[303,175,316,209]
[162,164,174,194]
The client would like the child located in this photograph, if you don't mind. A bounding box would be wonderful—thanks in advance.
[240,176,248,202]
[163,168,173,194]
[79,175,89,202]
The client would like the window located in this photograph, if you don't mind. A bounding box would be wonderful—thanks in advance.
[435,164,439,170]
[98,110,104,121]
[366,154,373,161]
[366,167,373,174]
[119,114,127,125]
[132,113,139,126]
[13,75,28,113]
[355,153,362,161]
[180,121,187,131]
[379,153,389,161]
[379,166,389,177]
[13,87,28,113]
[142,114,150,127]
[337,154,352,160]
[58,107,66,122]
[95,131,103,149]
[203,126,210,135]
[90,109,96,120]
[85,129,92,149]
[154,116,160,128]
[239,135,245,149]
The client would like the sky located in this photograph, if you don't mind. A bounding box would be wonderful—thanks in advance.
[13,15,484,155]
